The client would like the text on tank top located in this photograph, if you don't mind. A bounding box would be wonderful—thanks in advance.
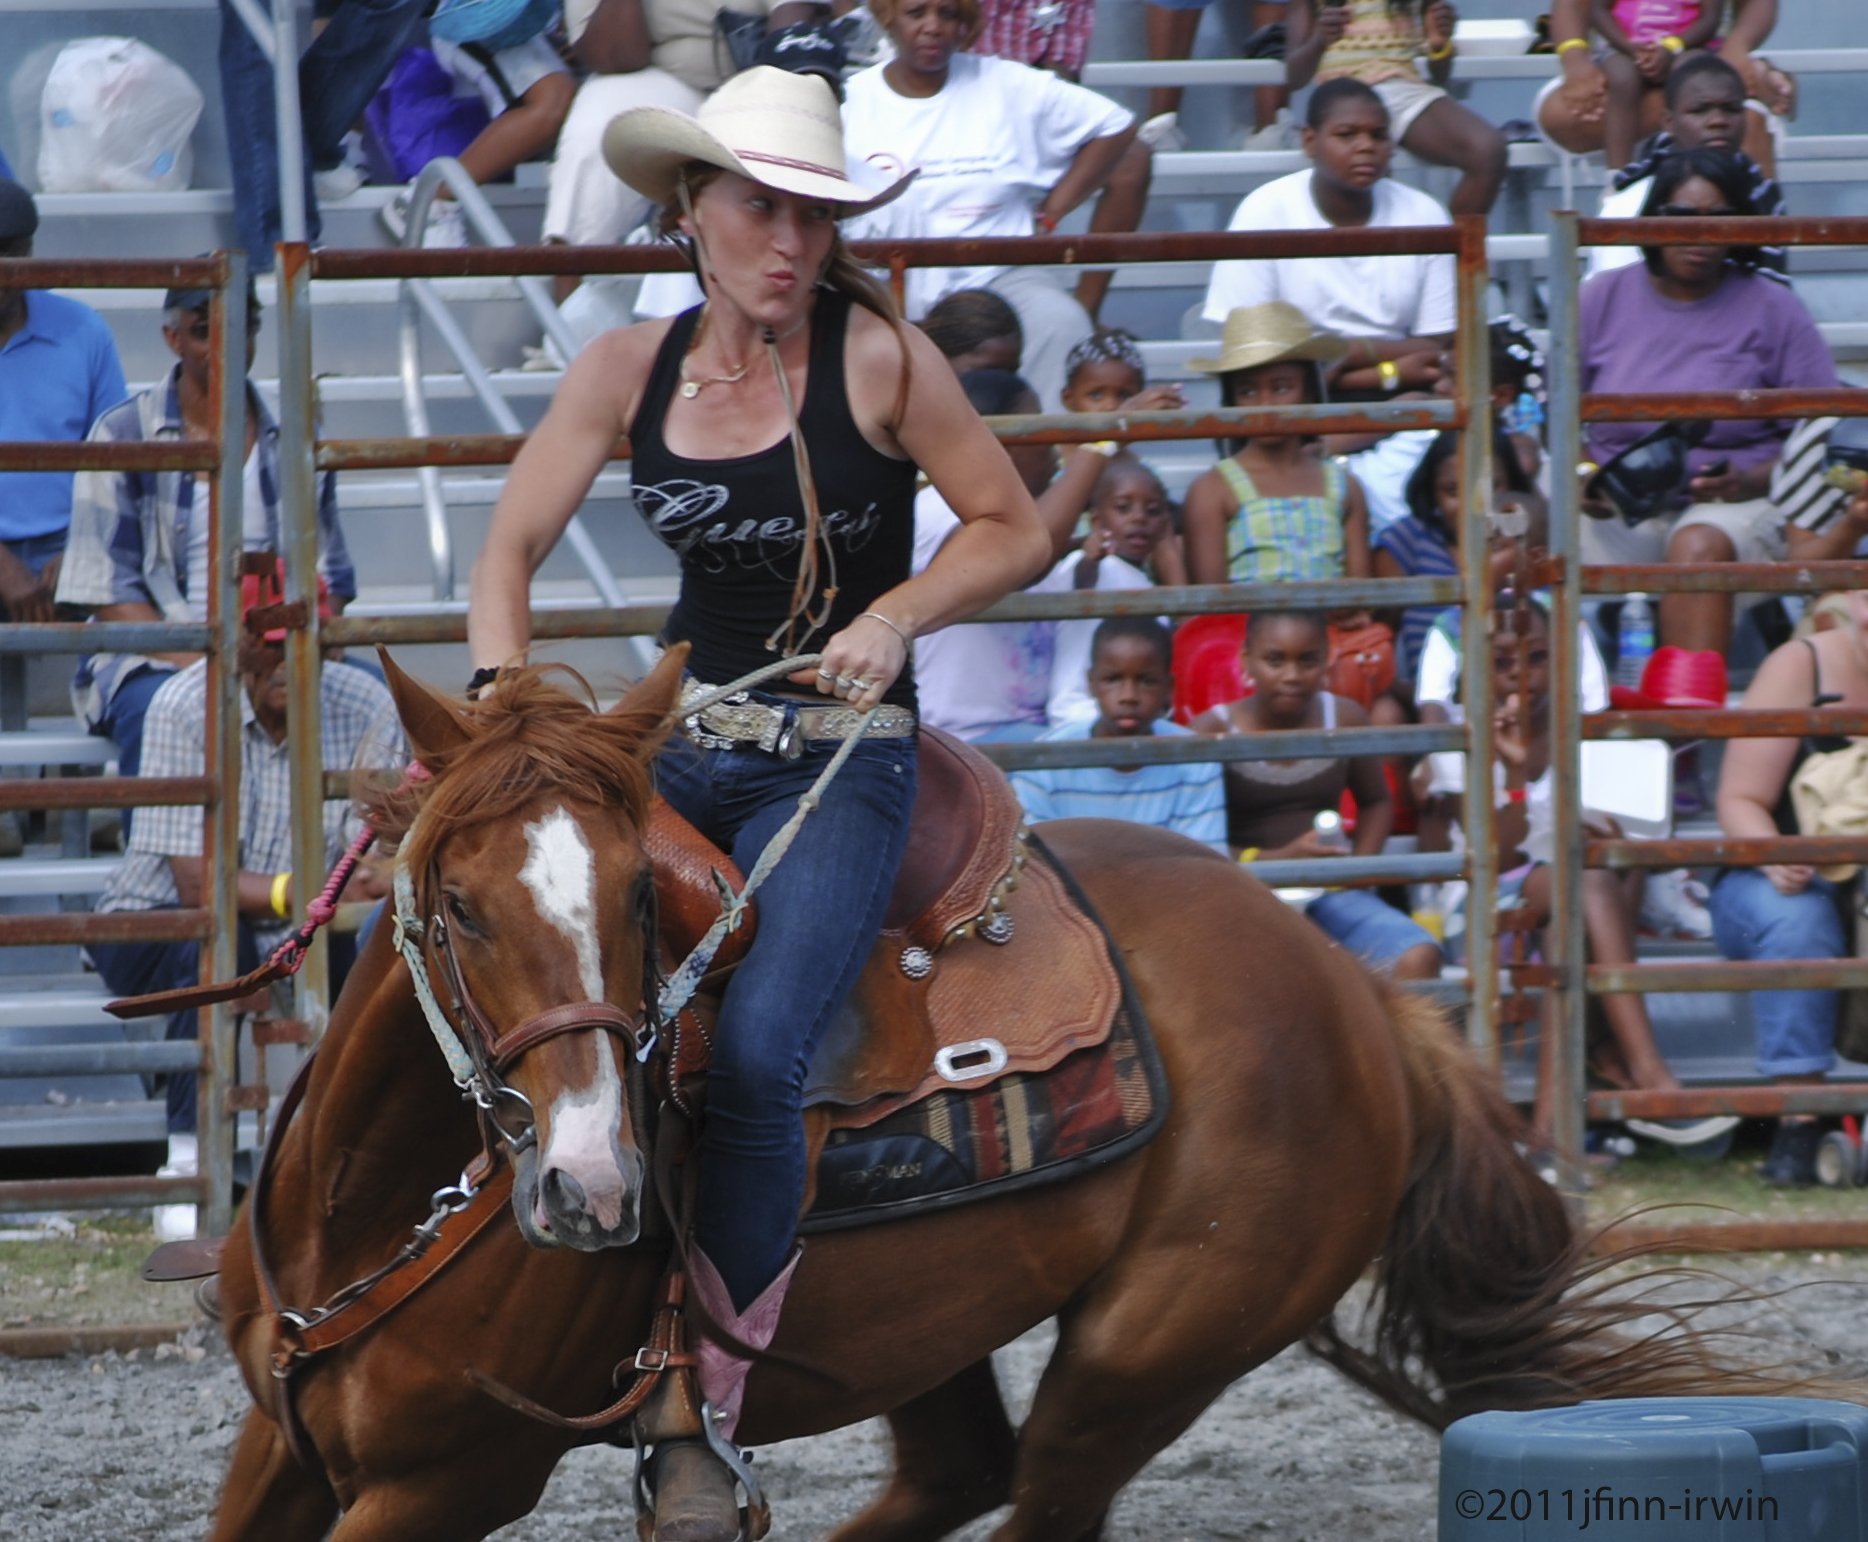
[1222,692,1352,851]
[628,291,921,708]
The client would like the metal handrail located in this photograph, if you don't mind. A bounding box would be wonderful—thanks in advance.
[391,157,625,606]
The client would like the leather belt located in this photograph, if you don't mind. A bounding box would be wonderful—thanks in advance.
[680,681,916,760]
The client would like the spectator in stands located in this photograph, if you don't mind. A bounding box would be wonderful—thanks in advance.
[1045,459,1175,724]
[1578,148,1842,657]
[1482,597,1734,1156]
[922,288,1023,375]
[1283,0,1507,217]
[57,282,356,798]
[383,23,578,248]
[0,178,128,855]
[1059,326,1184,417]
[1375,426,1541,688]
[1182,302,1369,586]
[912,369,1063,740]
[0,180,127,632]
[1537,0,1791,173]
[841,0,1138,409]
[1712,572,1868,1186]
[1201,80,1455,398]
[546,0,821,297]
[1193,608,1441,979]
[1589,53,1786,280]
[968,0,1155,322]
[1012,617,1227,852]
[218,0,427,270]
[87,562,396,1236]
[915,364,1151,738]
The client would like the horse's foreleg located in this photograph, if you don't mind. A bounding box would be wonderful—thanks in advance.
[829,1357,1016,1542]
[207,1409,339,1542]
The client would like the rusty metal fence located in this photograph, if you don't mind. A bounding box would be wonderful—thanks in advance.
[22,217,1865,1249]
[0,253,248,1236]
[295,220,1505,1048]
[1541,214,1868,1242]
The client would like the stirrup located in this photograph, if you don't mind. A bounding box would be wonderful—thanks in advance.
[631,1402,770,1542]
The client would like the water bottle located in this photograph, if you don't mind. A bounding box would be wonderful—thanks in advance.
[1616,593,1655,690]
[1313,809,1351,852]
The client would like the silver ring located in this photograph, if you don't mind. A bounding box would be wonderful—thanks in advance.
[816,666,836,680]
[851,678,875,693]
[836,675,857,691]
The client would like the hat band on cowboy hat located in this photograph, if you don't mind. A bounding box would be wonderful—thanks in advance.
[1187,300,1348,376]
[601,65,913,216]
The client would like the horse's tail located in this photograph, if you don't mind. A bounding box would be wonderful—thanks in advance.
[1307,981,1835,1431]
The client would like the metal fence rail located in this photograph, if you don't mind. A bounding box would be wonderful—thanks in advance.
[286,220,1506,1059]
[0,253,247,1231]
[1544,213,1868,1217]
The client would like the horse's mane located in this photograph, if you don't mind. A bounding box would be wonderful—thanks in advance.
[371,663,675,906]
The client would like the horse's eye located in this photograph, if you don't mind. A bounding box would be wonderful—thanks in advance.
[445,892,479,934]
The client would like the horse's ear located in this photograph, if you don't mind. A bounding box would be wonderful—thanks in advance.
[378,647,474,762]
[607,643,689,737]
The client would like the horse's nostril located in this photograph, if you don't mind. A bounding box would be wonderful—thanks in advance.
[542,1166,589,1217]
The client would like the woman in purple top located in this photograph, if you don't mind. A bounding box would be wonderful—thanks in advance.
[1578,146,1841,657]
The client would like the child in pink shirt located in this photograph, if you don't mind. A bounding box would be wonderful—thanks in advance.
[1590,0,1719,165]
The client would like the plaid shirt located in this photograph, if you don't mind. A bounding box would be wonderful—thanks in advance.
[55,365,356,728]
[97,659,402,931]
[972,0,1097,75]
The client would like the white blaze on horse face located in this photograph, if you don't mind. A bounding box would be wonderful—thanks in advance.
[519,806,606,1002]
[520,807,630,1233]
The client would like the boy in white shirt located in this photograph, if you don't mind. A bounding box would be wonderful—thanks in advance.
[1202,78,1455,398]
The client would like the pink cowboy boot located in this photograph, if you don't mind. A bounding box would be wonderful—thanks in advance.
[642,1248,797,1542]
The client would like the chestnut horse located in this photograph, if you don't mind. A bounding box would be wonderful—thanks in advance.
[209,653,1762,1542]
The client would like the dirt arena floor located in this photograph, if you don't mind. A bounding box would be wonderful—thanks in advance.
[2,1252,1867,1542]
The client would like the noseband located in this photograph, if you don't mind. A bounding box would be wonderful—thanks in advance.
[392,844,664,1154]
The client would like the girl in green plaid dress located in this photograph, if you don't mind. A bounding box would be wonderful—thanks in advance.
[1182,301,1372,587]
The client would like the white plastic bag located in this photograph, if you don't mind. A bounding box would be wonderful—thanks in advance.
[38,37,204,193]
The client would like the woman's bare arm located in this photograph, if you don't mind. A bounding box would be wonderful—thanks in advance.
[468,325,662,671]
[1035,124,1139,230]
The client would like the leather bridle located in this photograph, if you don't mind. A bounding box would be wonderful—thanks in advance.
[415,875,667,1155]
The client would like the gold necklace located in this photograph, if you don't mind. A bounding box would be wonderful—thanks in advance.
[678,306,809,398]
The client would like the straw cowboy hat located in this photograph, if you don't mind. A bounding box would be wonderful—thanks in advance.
[602,66,913,215]
[1186,301,1348,376]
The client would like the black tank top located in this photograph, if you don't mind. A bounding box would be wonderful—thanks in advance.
[629,291,920,710]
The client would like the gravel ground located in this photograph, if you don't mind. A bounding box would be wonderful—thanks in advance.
[3,1259,1868,1542]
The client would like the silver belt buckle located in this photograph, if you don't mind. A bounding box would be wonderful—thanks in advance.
[756,708,783,755]
[777,717,804,760]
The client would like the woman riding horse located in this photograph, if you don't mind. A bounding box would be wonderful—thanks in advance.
[465,63,1051,1537]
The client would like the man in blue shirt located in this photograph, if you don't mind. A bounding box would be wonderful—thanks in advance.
[0,178,128,622]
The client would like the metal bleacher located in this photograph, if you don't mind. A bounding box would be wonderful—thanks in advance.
[2,0,1867,1149]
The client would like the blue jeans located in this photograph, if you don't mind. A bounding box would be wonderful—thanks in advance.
[94,663,178,837]
[656,731,918,1311]
[1709,867,1846,1077]
[1307,887,1439,968]
[90,921,356,1132]
[218,0,425,267]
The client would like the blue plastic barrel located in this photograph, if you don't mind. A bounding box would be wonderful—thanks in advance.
[1440,1398,1868,1539]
